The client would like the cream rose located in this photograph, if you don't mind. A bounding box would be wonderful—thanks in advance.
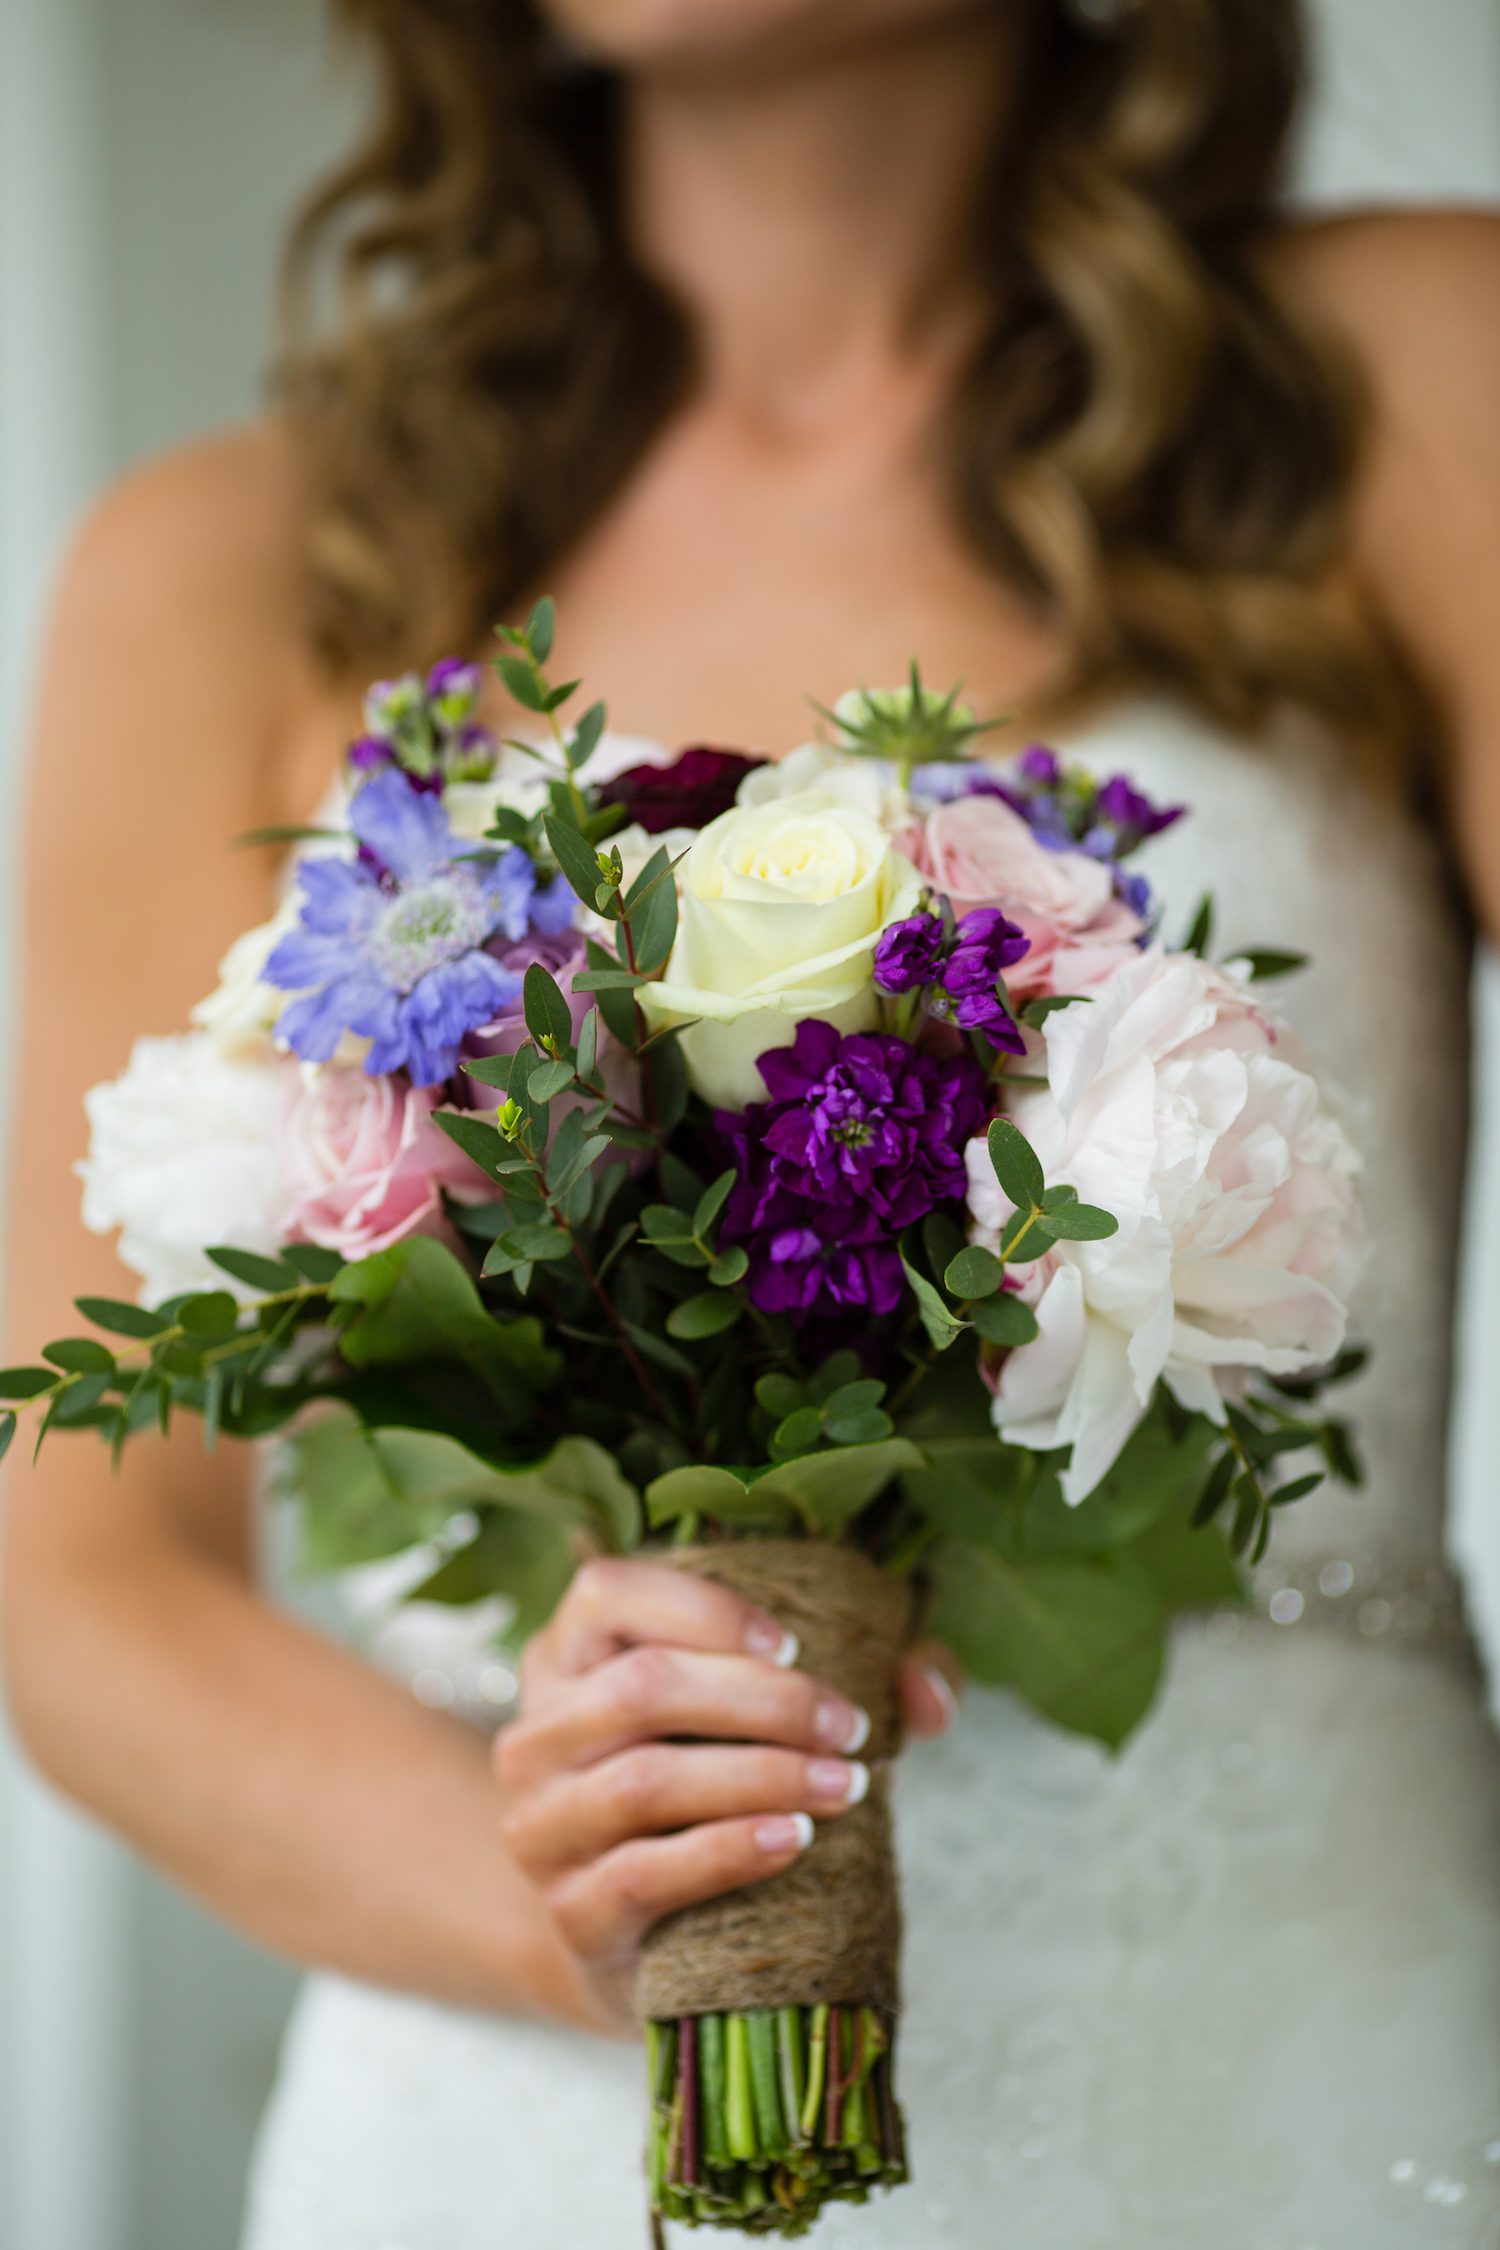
[640,787,923,1110]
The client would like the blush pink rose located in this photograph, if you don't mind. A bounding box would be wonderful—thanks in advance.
[914,794,1145,1000]
[280,1069,486,1259]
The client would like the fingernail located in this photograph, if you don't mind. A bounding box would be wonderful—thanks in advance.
[815,1697,870,1753]
[923,1665,958,1730]
[809,1758,870,1806]
[755,1812,814,1854]
[745,1618,800,1668]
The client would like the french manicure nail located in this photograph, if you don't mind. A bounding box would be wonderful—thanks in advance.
[809,1758,870,1805]
[816,1697,871,1753]
[755,1812,814,1853]
[745,1619,800,1667]
[922,1665,958,1730]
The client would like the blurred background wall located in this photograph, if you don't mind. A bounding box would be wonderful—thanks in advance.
[0,2,1496,2246]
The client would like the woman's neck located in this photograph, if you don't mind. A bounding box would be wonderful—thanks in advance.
[623,10,1031,435]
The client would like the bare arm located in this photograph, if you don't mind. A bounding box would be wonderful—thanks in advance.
[0,433,597,2023]
[1275,209,1500,938]
[0,432,956,2031]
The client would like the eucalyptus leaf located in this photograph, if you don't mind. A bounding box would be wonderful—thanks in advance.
[74,1296,172,1339]
[944,1245,1004,1300]
[665,1292,743,1341]
[987,1117,1044,1210]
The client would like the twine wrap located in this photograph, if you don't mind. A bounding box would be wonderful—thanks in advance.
[635,1540,912,2021]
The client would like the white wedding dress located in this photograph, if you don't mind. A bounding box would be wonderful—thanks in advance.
[242,697,1500,2249]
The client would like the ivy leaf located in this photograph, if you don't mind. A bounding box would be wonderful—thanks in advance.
[987,1118,1044,1210]
[752,1438,925,1535]
[646,1463,796,1534]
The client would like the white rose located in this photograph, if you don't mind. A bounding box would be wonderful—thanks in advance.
[735,742,909,830]
[967,947,1363,1502]
[639,787,923,1110]
[79,1034,295,1305]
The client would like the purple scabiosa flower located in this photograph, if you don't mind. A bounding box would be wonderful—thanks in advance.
[873,912,947,995]
[714,1021,987,1321]
[596,745,767,836]
[265,769,539,1087]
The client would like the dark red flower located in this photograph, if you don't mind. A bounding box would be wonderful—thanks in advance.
[596,746,766,835]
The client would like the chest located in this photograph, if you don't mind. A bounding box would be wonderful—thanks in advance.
[516,401,1063,753]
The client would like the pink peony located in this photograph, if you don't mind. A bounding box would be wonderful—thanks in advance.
[965,946,1363,1502]
[914,794,1144,1000]
[280,1069,486,1260]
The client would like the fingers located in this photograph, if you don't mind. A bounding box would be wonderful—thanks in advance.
[545,1813,817,1970]
[524,1557,798,1693]
[900,1638,963,1740]
[503,1742,870,1879]
[500,1645,871,1792]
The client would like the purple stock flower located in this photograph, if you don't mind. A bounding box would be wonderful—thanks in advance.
[875,906,1029,1049]
[873,913,947,994]
[265,769,541,1087]
[1094,771,1184,851]
[596,746,767,836]
[714,1021,987,1322]
[940,909,1031,1044]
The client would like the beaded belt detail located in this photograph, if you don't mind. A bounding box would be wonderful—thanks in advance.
[1203,1549,1475,1659]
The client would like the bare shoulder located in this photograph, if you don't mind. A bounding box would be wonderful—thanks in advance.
[1264,205,1500,433]
[56,420,306,680]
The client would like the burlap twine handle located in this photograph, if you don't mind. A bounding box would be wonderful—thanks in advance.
[635,1540,913,2021]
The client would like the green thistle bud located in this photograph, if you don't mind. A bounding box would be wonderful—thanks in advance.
[815,660,1006,771]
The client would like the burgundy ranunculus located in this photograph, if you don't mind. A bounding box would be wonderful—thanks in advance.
[596,746,766,835]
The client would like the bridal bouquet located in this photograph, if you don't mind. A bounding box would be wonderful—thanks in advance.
[3,605,1366,2237]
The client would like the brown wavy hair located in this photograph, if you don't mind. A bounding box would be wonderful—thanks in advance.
[279,0,1396,747]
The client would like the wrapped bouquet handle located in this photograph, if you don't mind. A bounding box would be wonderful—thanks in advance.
[638,1541,914,2232]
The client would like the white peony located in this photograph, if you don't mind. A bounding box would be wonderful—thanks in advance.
[640,787,923,1110]
[79,1034,295,1305]
[967,947,1363,1502]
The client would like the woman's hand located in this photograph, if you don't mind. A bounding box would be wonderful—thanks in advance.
[495,1558,960,2031]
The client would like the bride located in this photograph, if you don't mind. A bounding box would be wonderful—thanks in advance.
[6,0,1500,2242]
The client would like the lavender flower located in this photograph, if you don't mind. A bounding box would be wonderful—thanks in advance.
[265,769,540,1086]
[714,1021,987,1321]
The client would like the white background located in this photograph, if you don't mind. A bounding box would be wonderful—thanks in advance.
[0,3,1497,2245]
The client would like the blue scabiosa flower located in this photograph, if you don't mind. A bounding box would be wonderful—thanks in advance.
[265,769,540,1086]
